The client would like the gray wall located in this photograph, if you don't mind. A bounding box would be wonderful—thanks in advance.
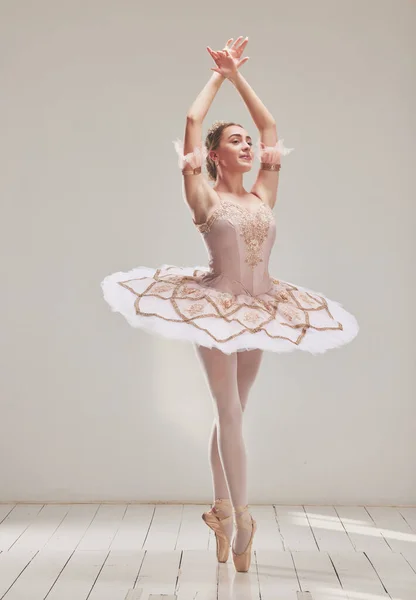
[0,0,414,504]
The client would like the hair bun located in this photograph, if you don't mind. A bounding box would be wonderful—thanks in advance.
[207,120,228,137]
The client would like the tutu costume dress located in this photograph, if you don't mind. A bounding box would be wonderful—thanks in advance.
[101,139,359,354]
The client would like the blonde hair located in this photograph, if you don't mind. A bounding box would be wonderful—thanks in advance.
[205,120,243,181]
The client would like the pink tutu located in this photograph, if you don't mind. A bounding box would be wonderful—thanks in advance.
[101,264,359,355]
[101,139,359,354]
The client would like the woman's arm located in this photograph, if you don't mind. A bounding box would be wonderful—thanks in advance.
[180,72,225,216]
[208,45,285,208]
[228,70,276,133]
[186,72,225,123]
[209,44,277,142]
[183,72,225,159]
[227,71,279,207]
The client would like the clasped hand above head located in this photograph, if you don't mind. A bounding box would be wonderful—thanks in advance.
[207,36,249,79]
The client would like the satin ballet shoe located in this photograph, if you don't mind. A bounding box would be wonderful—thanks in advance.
[201,498,233,563]
[231,504,257,573]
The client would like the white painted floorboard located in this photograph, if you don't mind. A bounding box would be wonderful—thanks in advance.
[0,504,414,599]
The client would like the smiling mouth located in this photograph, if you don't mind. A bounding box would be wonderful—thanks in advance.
[240,156,252,160]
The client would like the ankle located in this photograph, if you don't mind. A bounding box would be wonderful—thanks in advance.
[212,498,232,516]
[232,503,249,515]
[233,504,251,522]
[214,497,232,505]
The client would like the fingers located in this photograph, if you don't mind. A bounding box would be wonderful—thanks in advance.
[222,36,249,59]
[233,36,244,48]
[238,57,250,67]
[214,36,248,53]
[209,48,227,60]
[229,36,248,50]
[207,46,220,60]
[237,36,249,50]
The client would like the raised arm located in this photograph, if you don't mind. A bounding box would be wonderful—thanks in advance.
[208,41,284,207]
[185,72,225,145]
[177,72,225,217]
[176,40,248,220]
[182,38,249,165]
[228,70,280,207]
[228,70,276,132]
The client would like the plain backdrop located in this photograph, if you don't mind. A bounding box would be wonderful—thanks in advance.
[0,0,414,504]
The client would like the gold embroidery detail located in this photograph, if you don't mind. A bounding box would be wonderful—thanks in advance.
[258,299,277,314]
[218,292,235,310]
[195,200,273,269]
[279,303,303,323]
[116,267,345,347]
[277,290,290,301]
[187,302,204,316]
[163,275,183,283]
[153,283,172,293]
[181,285,205,299]
[244,311,262,324]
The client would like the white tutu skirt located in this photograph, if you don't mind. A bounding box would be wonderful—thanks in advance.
[101,264,359,355]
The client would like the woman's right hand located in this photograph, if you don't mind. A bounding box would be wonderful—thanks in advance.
[207,37,249,79]
[222,36,249,63]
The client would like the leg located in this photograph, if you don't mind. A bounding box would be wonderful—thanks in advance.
[195,345,263,554]
[205,348,264,502]
[236,349,264,411]
[233,349,263,556]
[195,345,247,508]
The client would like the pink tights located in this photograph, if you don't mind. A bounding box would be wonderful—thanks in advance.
[194,345,263,508]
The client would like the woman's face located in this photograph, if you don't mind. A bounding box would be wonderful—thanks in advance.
[214,125,253,174]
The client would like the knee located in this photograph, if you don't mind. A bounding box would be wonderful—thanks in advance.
[214,402,243,426]
[239,394,249,412]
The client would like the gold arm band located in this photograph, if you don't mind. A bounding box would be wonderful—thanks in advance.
[260,162,281,171]
[182,166,202,176]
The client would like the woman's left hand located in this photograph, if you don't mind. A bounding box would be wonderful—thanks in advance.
[207,36,249,78]
[222,36,249,62]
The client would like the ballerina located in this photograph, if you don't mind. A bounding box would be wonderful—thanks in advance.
[101,36,359,572]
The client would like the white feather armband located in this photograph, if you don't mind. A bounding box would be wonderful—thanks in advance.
[173,139,208,170]
[255,139,294,164]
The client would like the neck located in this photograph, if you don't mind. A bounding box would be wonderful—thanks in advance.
[213,171,245,196]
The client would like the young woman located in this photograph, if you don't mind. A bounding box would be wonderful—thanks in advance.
[101,37,359,573]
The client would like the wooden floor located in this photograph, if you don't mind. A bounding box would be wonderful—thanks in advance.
[0,503,415,599]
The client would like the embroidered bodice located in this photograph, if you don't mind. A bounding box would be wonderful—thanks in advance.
[194,195,276,297]
[171,137,294,298]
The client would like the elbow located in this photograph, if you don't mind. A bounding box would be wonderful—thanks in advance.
[186,114,203,124]
[260,119,276,130]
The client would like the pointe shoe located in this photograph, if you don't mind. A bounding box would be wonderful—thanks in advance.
[202,499,233,563]
[231,504,257,573]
